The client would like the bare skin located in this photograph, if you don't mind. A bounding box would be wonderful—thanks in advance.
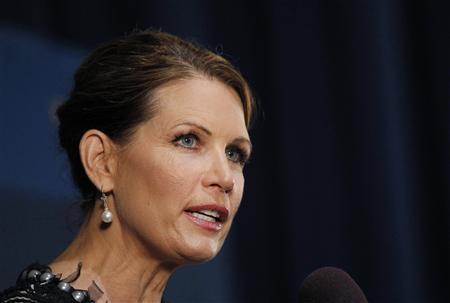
[49,77,251,303]
[50,206,173,303]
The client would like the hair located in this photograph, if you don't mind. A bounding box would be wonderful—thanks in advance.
[56,29,255,212]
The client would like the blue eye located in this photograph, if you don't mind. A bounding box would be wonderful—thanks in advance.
[174,134,198,148]
[226,146,249,166]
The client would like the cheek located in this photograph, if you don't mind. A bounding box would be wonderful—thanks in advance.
[148,151,205,203]
[230,172,245,216]
[114,148,203,223]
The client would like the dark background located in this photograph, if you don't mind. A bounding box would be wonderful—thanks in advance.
[0,1,449,302]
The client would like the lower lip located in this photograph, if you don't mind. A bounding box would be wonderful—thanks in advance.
[184,211,223,232]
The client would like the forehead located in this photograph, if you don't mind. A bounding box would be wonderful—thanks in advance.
[151,77,249,137]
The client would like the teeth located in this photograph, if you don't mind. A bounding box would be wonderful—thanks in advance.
[199,210,220,218]
[191,211,216,222]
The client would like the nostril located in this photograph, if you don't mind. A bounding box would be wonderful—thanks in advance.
[222,182,234,194]
[202,160,235,193]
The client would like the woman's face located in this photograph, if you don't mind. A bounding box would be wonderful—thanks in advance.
[112,77,251,265]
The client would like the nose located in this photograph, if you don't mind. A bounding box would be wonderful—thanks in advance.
[202,150,235,194]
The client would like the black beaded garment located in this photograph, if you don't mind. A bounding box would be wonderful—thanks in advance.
[0,263,170,303]
[0,263,96,303]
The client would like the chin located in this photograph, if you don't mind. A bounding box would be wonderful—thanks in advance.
[176,239,224,264]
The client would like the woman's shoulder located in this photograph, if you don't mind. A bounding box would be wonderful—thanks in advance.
[0,263,93,303]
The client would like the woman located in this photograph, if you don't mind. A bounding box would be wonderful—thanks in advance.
[0,30,254,303]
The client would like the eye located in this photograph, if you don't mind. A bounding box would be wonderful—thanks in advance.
[174,133,198,148]
[226,146,249,167]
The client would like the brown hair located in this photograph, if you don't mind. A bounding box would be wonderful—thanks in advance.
[56,29,255,211]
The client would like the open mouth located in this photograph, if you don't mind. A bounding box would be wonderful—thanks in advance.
[184,204,229,231]
[186,209,223,223]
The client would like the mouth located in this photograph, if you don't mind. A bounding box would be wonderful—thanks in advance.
[184,204,229,231]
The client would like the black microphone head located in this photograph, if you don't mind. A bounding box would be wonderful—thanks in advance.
[298,267,368,303]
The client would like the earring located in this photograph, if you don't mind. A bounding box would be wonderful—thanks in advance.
[100,190,113,223]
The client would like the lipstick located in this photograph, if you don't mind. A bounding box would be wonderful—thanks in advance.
[184,204,229,232]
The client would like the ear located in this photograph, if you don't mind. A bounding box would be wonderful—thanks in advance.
[79,129,117,193]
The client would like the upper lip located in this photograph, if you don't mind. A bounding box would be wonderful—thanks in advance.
[185,204,229,223]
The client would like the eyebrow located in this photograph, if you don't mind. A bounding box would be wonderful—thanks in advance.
[173,121,252,153]
[173,121,212,135]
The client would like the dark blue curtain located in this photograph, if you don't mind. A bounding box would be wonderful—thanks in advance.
[1,1,448,302]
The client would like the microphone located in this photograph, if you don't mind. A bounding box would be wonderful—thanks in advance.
[298,267,368,303]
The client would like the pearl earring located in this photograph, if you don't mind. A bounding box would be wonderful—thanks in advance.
[100,190,113,223]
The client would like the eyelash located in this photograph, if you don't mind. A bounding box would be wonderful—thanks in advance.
[173,132,250,167]
[173,133,199,149]
[226,145,249,167]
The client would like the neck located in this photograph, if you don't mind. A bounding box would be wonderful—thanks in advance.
[50,206,176,303]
